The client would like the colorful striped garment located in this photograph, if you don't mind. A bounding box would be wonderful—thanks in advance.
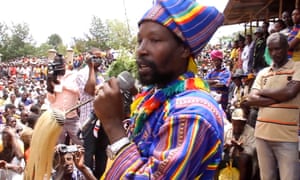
[288,24,300,60]
[204,68,231,111]
[103,72,225,179]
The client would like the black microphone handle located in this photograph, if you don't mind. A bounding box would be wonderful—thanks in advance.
[81,111,98,132]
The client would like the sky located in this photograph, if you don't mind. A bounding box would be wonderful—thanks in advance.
[0,0,242,46]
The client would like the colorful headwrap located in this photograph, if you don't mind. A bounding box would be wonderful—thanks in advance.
[210,50,223,60]
[139,0,224,57]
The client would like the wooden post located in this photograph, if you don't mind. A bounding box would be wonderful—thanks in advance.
[48,49,57,61]
[250,18,253,35]
[296,0,299,9]
[279,0,283,18]
[66,47,74,68]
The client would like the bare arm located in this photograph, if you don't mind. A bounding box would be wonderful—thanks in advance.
[242,89,278,107]
[5,127,23,159]
[258,80,300,102]
[84,61,97,96]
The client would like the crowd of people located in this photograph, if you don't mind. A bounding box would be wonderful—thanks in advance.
[0,0,299,179]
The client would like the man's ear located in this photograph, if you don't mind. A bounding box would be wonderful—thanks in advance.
[181,45,191,59]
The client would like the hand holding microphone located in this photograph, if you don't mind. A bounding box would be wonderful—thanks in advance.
[93,71,135,143]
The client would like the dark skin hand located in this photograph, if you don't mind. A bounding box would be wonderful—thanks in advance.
[84,57,97,96]
[93,78,127,144]
[73,146,97,180]
[0,160,6,168]
[241,89,278,107]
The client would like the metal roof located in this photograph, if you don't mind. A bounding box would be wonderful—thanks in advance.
[223,0,296,25]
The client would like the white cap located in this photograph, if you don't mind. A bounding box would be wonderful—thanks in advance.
[231,108,247,121]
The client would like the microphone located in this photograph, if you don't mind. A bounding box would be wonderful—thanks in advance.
[76,71,135,133]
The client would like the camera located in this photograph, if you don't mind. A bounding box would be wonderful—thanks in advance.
[58,144,78,153]
[47,54,66,77]
[87,55,103,64]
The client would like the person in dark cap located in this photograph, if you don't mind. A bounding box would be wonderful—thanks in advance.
[228,69,247,115]
[93,0,225,179]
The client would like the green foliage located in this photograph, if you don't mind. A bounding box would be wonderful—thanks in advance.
[72,37,87,54]
[105,19,135,50]
[106,49,137,78]
[88,16,109,49]
[0,22,36,61]
[47,34,63,48]
[35,43,53,57]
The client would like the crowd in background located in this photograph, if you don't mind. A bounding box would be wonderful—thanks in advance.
[0,7,299,180]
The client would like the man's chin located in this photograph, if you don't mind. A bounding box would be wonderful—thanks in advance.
[138,73,155,86]
[139,78,155,86]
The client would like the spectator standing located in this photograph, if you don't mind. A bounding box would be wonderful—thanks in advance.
[242,34,254,74]
[282,11,293,34]
[46,54,82,145]
[251,27,268,74]
[288,8,300,61]
[76,49,109,179]
[205,50,232,112]
[243,33,300,180]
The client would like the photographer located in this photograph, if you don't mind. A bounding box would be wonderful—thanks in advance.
[52,144,96,180]
[46,54,82,145]
[75,49,109,179]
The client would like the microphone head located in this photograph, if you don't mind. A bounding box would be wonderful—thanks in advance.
[117,71,135,91]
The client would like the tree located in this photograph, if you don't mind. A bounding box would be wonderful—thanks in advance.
[106,48,137,78]
[47,34,63,49]
[88,16,109,49]
[35,43,53,58]
[0,22,9,60]
[106,19,136,50]
[3,22,35,60]
[72,37,88,54]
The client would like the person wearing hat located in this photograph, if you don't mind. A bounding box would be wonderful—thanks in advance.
[93,0,225,179]
[228,69,247,115]
[220,108,256,180]
[205,49,231,112]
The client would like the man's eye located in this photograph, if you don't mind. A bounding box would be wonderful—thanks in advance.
[150,39,160,43]
[137,39,142,44]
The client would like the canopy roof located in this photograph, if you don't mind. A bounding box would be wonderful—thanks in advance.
[223,0,297,25]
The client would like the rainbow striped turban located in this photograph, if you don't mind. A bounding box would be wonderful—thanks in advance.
[139,0,224,57]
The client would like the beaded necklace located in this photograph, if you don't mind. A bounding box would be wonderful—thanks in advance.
[130,71,210,137]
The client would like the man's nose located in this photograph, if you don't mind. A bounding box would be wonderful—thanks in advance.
[136,40,148,56]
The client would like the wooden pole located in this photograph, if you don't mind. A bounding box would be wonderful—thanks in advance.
[279,0,283,18]
[296,0,299,9]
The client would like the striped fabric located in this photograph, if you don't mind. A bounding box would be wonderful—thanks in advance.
[102,72,225,179]
[139,0,224,57]
[287,24,300,59]
[204,67,231,111]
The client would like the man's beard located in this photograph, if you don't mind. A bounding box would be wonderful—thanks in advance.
[137,60,174,87]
